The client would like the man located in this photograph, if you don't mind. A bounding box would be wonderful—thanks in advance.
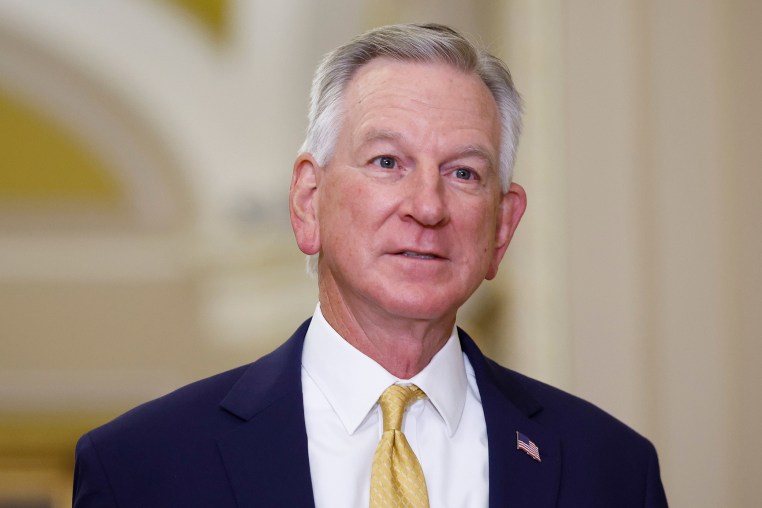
[73,23,668,507]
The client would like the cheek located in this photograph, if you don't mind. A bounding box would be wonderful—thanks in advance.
[318,180,378,241]
[460,199,497,237]
[345,180,399,223]
[458,204,499,261]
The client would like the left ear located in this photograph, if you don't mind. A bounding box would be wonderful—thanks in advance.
[486,182,527,280]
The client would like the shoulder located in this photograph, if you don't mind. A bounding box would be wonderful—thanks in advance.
[83,319,310,446]
[483,356,665,484]
[73,323,310,505]
[461,330,653,452]
[73,363,253,506]
[85,363,249,444]
[75,361,255,491]
[475,354,667,505]
[497,361,651,446]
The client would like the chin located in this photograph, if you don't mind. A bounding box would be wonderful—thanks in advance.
[372,287,465,322]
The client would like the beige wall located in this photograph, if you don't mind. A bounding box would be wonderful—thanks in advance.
[0,1,759,506]
[500,1,762,505]
[506,1,762,506]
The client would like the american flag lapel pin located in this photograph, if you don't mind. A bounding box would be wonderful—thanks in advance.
[516,431,541,462]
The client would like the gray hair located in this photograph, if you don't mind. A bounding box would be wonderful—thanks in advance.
[299,23,524,191]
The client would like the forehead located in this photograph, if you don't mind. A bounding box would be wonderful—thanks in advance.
[341,58,501,148]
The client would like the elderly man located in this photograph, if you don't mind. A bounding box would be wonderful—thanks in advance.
[73,23,667,507]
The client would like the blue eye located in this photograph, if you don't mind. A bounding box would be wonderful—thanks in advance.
[455,168,474,180]
[374,156,396,169]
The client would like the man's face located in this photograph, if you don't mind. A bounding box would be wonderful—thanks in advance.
[291,58,525,323]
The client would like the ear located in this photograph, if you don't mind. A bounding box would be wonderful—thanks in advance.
[289,153,321,255]
[486,182,527,280]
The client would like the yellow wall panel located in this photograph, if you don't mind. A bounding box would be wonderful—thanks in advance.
[162,0,229,40]
[0,89,122,203]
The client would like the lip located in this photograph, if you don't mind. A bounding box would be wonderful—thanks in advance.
[391,249,447,260]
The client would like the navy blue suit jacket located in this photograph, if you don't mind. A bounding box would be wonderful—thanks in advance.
[73,320,668,507]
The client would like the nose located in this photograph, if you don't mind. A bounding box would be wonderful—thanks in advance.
[401,165,449,227]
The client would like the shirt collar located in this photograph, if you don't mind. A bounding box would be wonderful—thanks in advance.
[301,304,467,437]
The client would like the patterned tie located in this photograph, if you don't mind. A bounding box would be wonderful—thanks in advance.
[370,384,429,508]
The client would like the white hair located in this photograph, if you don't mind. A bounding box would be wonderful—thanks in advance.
[298,23,524,274]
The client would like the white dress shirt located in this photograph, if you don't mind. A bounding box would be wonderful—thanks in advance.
[302,304,489,508]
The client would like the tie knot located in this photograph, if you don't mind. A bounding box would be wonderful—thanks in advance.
[378,384,426,431]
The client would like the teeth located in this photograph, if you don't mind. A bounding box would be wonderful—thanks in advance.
[402,251,435,259]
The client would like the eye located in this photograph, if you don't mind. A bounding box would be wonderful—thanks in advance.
[454,167,476,180]
[372,156,397,169]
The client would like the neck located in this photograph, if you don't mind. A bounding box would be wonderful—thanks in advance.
[318,285,454,379]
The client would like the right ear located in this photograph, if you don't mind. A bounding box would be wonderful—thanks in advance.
[289,153,321,255]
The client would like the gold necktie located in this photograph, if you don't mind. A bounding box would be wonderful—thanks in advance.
[370,384,429,508]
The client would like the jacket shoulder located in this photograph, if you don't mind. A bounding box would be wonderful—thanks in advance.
[90,363,248,439]
[73,322,310,506]
[85,319,310,444]
[73,364,251,506]
[480,357,668,506]
[487,357,653,447]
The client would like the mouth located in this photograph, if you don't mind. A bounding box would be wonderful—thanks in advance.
[398,250,442,260]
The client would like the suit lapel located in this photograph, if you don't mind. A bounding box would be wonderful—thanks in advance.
[216,320,316,507]
[460,330,561,508]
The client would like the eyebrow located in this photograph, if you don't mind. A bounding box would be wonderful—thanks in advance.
[455,144,496,168]
[359,128,403,145]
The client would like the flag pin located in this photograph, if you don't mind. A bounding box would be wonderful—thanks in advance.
[516,431,541,462]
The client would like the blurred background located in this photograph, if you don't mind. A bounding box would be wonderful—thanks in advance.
[0,0,759,506]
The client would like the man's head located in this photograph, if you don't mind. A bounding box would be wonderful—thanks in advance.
[299,23,523,191]
[290,23,527,326]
